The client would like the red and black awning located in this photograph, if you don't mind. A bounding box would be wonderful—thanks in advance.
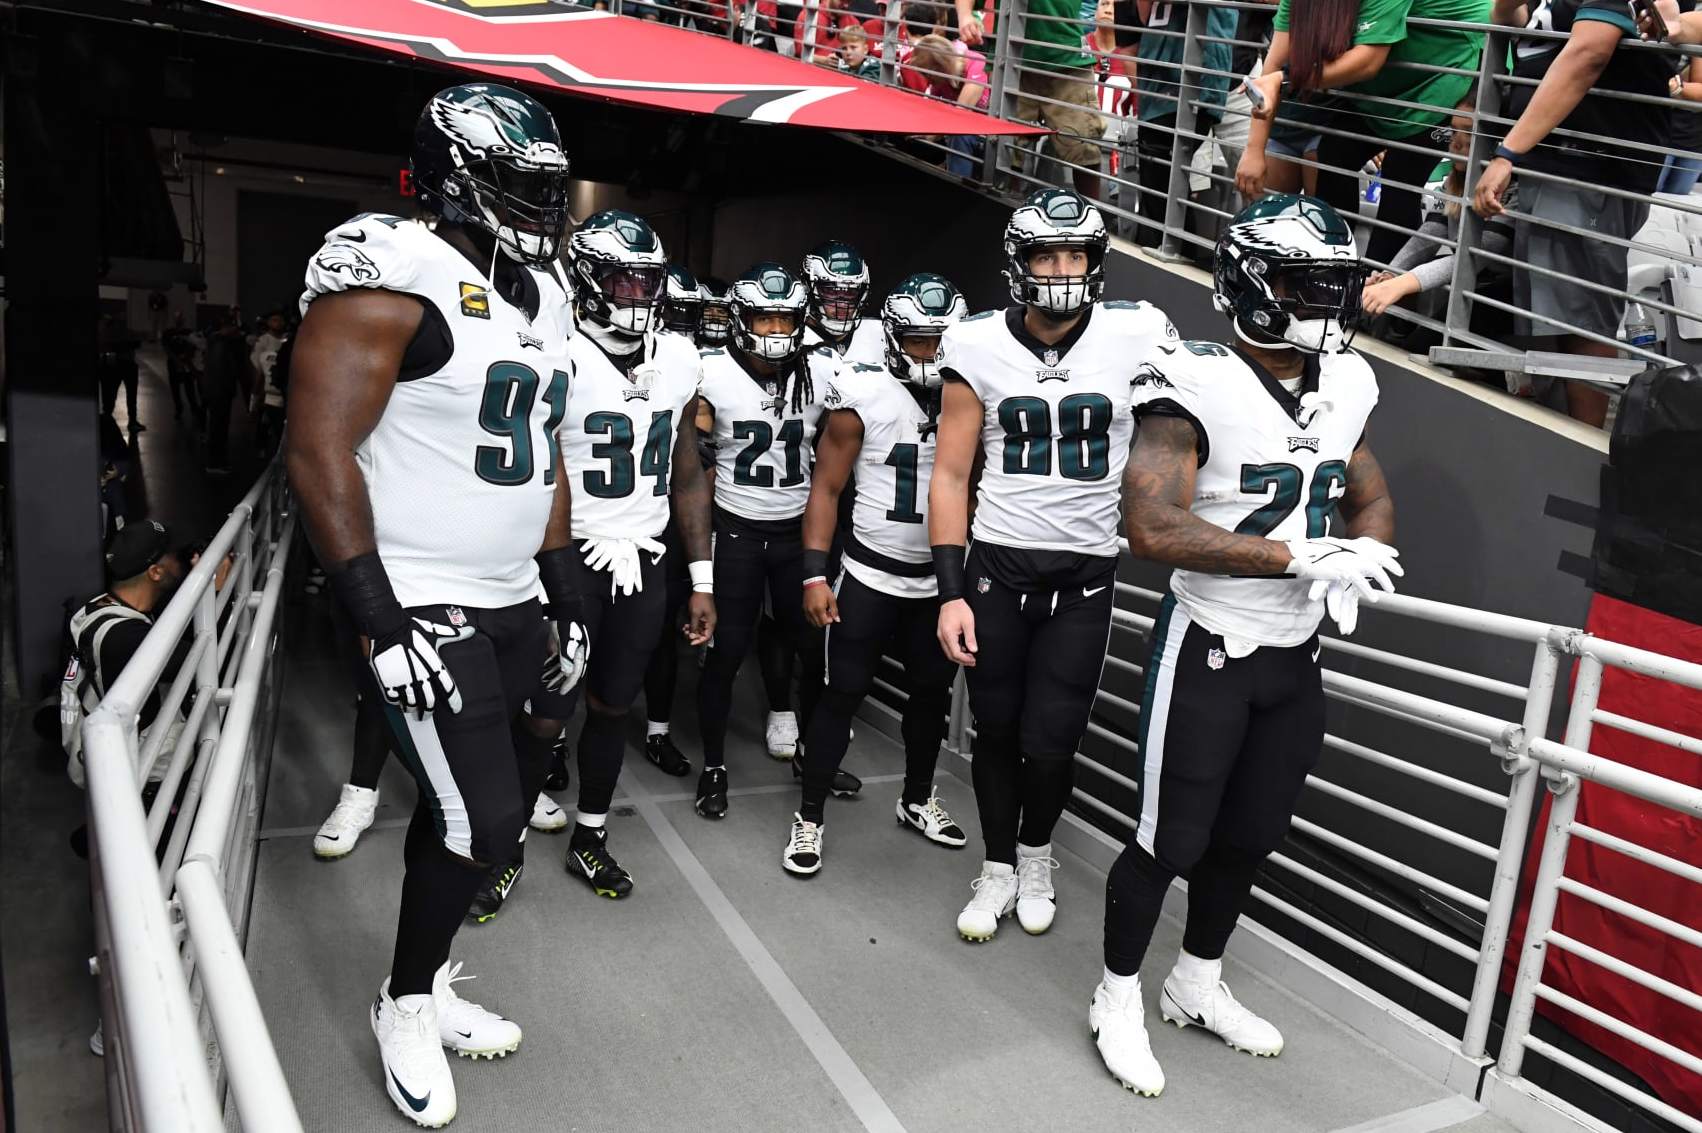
[202,0,1041,135]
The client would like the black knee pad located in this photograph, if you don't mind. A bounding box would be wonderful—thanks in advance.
[972,726,1019,764]
[1107,842,1172,903]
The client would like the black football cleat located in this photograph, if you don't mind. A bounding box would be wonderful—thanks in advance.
[645,733,691,777]
[566,827,634,899]
[466,857,523,925]
[791,750,863,798]
[695,766,729,819]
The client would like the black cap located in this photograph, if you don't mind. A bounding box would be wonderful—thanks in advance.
[106,519,172,580]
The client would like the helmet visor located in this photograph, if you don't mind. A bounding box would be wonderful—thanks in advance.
[474,158,569,239]
[813,283,864,323]
[1269,263,1363,322]
[589,262,667,306]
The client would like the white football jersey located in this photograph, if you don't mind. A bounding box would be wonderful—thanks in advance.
[804,318,883,367]
[1134,340,1379,647]
[698,344,836,522]
[301,213,575,610]
[559,329,700,541]
[822,363,939,598]
[941,301,1178,557]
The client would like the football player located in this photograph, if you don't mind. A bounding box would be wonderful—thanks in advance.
[1090,195,1400,1097]
[784,274,970,876]
[698,276,734,347]
[930,189,1176,943]
[801,239,882,363]
[286,84,584,1128]
[693,263,842,818]
[662,263,705,338]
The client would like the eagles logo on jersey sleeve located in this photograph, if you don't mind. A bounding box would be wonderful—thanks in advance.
[300,213,438,314]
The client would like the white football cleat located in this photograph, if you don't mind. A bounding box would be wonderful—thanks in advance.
[528,792,567,833]
[896,789,967,848]
[765,710,799,759]
[372,979,457,1128]
[1090,978,1165,1096]
[956,861,1018,942]
[314,783,378,860]
[434,961,522,1060]
[782,814,824,876]
[1161,973,1285,1056]
[1015,846,1059,934]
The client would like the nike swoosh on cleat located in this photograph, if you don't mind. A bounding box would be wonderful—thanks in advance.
[389,1069,430,1113]
[456,1030,473,1039]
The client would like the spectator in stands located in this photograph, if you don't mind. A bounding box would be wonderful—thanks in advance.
[1362,94,1517,331]
[1113,0,1240,247]
[161,310,204,426]
[1659,53,1702,195]
[1475,0,1692,426]
[795,0,864,59]
[958,0,1115,198]
[910,33,993,174]
[1238,0,1489,265]
[201,305,247,476]
[250,310,290,456]
[838,23,883,77]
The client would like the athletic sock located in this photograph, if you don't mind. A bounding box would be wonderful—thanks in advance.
[647,720,669,738]
[1173,949,1222,986]
[576,810,608,831]
[1102,966,1141,993]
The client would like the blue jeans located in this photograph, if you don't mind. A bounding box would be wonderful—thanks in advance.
[945,134,984,178]
[1658,151,1702,196]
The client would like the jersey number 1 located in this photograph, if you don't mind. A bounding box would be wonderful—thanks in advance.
[476,362,570,486]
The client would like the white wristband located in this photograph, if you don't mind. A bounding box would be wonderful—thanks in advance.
[688,559,714,594]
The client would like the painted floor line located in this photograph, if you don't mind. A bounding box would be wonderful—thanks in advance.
[624,772,909,1133]
[1327,1095,1487,1133]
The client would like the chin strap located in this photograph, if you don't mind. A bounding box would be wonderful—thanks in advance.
[1232,317,1296,350]
[581,317,645,357]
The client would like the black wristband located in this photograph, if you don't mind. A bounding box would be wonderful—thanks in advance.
[536,546,584,624]
[802,548,830,581]
[326,551,407,640]
[932,544,968,604]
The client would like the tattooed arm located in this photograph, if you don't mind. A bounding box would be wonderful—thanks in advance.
[1338,441,1395,544]
[1122,415,1293,574]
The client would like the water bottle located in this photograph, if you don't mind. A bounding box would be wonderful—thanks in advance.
[1623,301,1658,350]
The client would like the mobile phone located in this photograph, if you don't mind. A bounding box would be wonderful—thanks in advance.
[1244,74,1267,110]
[1634,0,1669,42]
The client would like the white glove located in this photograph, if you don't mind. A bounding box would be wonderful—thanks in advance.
[544,618,589,694]
[580,535,668,597]
[1318,579,1364,635]
[1286,536,1404,606]
[368,618,473,719]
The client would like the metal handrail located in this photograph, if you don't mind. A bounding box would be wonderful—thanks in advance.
[82,459,303,1132]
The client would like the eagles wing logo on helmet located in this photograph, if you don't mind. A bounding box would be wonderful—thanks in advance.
[430,94,564,165]
[314,242,381,284]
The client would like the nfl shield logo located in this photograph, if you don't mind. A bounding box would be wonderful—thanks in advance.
[447,606,466,628]
[1206,648,1226,671]
[1042,348,1060,367]
[976,577,991,594]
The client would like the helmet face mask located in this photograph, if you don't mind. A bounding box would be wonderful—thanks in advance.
[1004,190,1108,318]
[569,210,668,338]
[881,272,967,389]
[698,278,733,346]
[1213,194,1365,354]
[730,263,809,365]
[802,241,871,339]
[662,265,704,336]
[414,84,570,266]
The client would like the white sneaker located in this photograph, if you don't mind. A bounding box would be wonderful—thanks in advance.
[956,861,1018,942]
[314,784,378,860]
[782,813,824,876]
[528,792,567,833]
[1016,846,1058,934]
[1090,978,1165,1096]
[433,961,522,1060]
[89,1022,104,1057]
[1160,973,1285,1056]
[765,711,799,759]
[372,979,457,1128]
[895,789,967,848]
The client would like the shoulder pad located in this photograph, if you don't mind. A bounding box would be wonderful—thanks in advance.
[300,213,431,315]
[1179,339,1232,358]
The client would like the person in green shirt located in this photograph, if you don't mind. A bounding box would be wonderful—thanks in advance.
[957,0,1117,198]
[1234,0,1489,264]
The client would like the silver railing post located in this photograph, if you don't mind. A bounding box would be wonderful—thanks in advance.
[879,0,900,87]
[984,0,1021,187]
[1155,1,1208,261]
[802,0,820,62]
[1443,26,1510,350]
[1460,637,1561,1059]
[1498,649,1602,1079]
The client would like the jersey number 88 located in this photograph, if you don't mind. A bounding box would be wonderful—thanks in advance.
[997,393,1113,481]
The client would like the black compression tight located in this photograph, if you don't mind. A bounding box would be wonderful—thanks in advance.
[970,729,1075,866]
[390,805,487,997]
[757,614,794,714]
[1103,840,1267,977]
[348,691,392,791]
[575,707,628,817]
